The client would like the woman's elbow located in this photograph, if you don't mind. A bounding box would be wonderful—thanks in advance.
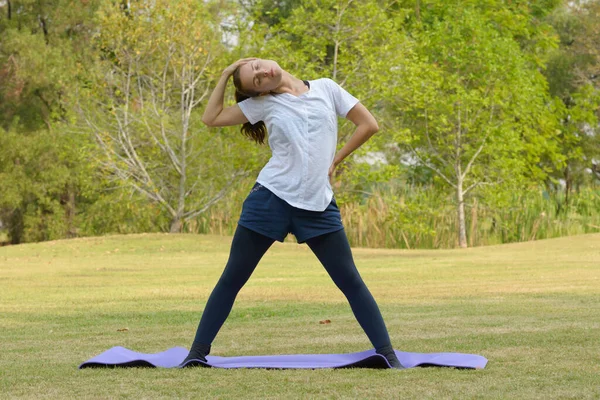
[202,116,215,127]
[370,120,379,134]
[359,121,378,136]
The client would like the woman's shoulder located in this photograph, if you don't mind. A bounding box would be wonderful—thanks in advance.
[311,77,335,86]
[310,78,343,94]
[238,94,274,111]
[241,95,269,104]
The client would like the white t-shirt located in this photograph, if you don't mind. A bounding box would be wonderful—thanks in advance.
[237,78,359,211]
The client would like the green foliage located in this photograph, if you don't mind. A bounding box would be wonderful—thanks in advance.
[394,4,562,183]
[1,0,598,247]
[339,185,600,249]
[0,124,95,243]
[77,188,170,235]
[0,0,105,243]
[0,0,101,131]
[543,1,600,199]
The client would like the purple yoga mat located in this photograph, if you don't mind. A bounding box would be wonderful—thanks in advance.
[79,346,487,370]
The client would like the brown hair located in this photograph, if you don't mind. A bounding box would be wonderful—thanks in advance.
[233,67,267,145]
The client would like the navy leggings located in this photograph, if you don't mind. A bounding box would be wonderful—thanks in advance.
[189,224,393,352]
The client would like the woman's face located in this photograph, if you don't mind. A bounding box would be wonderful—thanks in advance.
[238,59,282,95]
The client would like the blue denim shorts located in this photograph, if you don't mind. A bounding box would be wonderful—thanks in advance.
[238,182,344,243]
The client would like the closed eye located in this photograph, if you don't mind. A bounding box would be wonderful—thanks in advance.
[254,62,265,86]
[254,62,262,86]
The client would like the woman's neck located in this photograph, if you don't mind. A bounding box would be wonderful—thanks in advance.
[272,71,308,96]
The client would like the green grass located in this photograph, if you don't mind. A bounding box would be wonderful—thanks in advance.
[1,233,599,399]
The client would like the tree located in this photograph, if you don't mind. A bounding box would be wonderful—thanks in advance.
[544,0,600,206]
[0,0,101,130]
[0,0,102,243]
[387,6,562,247]
[80,0,259,233]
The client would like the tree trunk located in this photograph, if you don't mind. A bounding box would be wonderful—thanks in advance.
[66,189,76,238]
[170,217,183,233]
[38,15,49,45]
[8,208,23,245]
[415,0,421,22]
[469,197,478,247]
[60,185,76,238]
[564,164,571,209]
[456,181,467,248]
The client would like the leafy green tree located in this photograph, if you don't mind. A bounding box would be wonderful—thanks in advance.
[544,0,600,207]
[387,6,563,247]
[0,0,103,243]
[238,0,303,26]
[0,0,101,130]
[0,124,100,243]
[396,0,561,64]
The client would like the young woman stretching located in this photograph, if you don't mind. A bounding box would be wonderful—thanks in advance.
[181,58,403,369]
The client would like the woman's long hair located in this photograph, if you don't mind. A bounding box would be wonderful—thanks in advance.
[233,67,267,145]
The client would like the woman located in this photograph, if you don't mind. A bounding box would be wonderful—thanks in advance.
[182,58,403,369]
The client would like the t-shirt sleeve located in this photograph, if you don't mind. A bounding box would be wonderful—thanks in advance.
[326,79,360,117]
[237,97,265,125]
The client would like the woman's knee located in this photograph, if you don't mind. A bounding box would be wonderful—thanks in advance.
[216,270,247,293]
[335,273,366,294]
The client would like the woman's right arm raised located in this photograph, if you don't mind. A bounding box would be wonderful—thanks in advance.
[201,58,254,127]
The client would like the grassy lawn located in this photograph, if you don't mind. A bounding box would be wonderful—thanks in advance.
[1,232,599,399]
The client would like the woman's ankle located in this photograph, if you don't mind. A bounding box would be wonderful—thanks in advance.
[375,345,404,369]
[184,342,211,362]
